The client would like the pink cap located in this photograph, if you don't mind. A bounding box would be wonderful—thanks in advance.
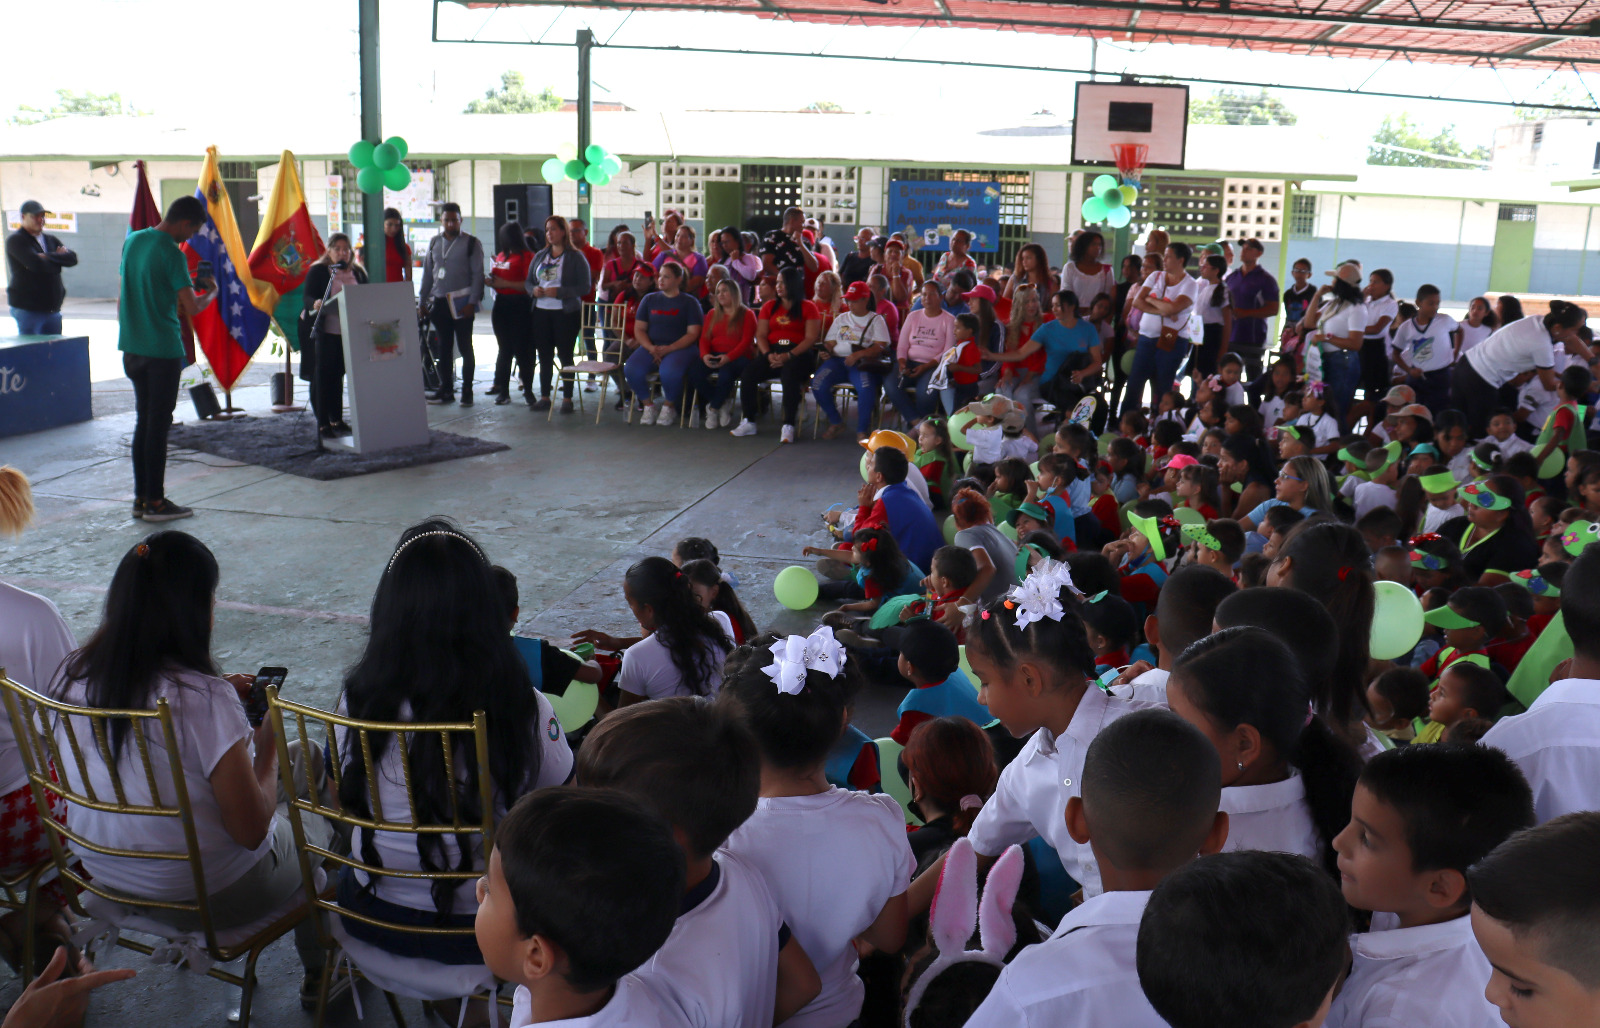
[1165,454,1201,471]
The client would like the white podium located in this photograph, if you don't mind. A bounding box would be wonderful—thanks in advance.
[324,282,431,454]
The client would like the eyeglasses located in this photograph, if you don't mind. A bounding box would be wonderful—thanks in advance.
[1277,472,1304,483]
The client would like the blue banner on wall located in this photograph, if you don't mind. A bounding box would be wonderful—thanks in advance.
[887,180,1001,253]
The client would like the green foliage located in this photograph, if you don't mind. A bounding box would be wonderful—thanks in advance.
[464,72,562,115]
[804,100,844,113]
[1367,114,1490,168]
[12,89,148,126]
[1515,82,1597,121]
[1189,89,1297,126]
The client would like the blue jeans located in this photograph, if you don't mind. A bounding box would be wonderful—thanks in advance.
[1121,335,1188,415]
[624,345,699,407]
[1320,349,1361,423]
[684,355,750,412]
[13,309,61,335]
[939,382,979,420]
[811,357,883,434]
[885,366,939,423]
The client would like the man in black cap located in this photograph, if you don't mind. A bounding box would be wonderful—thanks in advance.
[5,200,77,335]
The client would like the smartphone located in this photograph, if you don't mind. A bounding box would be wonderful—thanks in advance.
[193,259,214,290]
[246,666,288,727]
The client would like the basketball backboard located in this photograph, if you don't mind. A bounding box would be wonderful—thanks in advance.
[1071,83,1190,170]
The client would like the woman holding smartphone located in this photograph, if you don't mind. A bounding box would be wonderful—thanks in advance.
[685,277,756,429]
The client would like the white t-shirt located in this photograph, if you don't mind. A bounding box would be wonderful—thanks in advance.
[965,424,1006,466]
[967,686,1151,899]
[1325,914,1500,1028]
[1110,666,1169,706]
[1457,321,1493,354]
[823,310,890,359]
[343,693,572,915]
[1354,480,1399,522]
[1259,395,1286,430]
[55,669,271,900]
[1316,301,1365,354]
[1194,280,1230,326]
[509,975,690,1028]
[0,582,76,795]
[1482,677,1600,823]
[722,789,914,1028]
[1217,771,1321,863]
[1466,315,1557,388]
[618,610,735,701]
[1362,294,1400,340]
[1140,271,1201,334]
[1296,411,1341,449]
[1489,432,1532,459]
[1422,502,1464,534]
[964,890,1166,1028]
[637,852,784,1028]
[1392,313,1459,374]
[1061,262,1115,312]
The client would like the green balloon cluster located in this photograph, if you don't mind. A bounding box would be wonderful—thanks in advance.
[1080,173,1139,229]
[348,136,413,195]
[541,142,622,188]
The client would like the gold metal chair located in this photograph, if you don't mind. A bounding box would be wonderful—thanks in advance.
[0,674,311,1027]
[269,688,503,1028]
[0,854,55,985]
[552,302,629,424]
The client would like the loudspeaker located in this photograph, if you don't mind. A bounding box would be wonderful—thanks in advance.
[270,372,290,406]
[493,184,553,232]
[189,382,222,420]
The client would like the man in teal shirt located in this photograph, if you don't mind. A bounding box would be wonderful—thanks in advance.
[119,195,217,522]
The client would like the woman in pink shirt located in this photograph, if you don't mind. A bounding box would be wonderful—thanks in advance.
[886,280,955,424]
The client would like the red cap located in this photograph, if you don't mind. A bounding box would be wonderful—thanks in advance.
[802,229,816,245]
[962,284,997,303]
[844,281,872,300]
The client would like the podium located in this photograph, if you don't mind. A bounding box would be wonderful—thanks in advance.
[324,282,431,454]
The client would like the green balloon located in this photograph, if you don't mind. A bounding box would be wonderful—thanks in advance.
[860,451,872,482]
[348,140,375,168]
[1103,190,1124,209]
[601,155,621,175]
[943,515,958,544]
[1092,174,1119,194]
[1119,184,1138,205]
[948,409,976,451]
[1082,196,1109,222]
[383,164,411,191]
[383,135,408,160]
[541,157,566,183]
[1107,206,1132,228]
[773,566,820,610]
[584,164,606,185]
[1370,580,1425,660]
[356,166,385,194]
[371,143,400,171]
[593,172,611,187]
[585,143,607,164]
[565,159,586,180]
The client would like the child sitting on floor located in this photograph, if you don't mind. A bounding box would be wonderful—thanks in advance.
[1414,661,1507,746]
[1418,585,1506,691]
[718,631,914,1028]
[963,709,1229,1027]
[476,788,684,1028]
[1081,591,1139,676]
[1259,505,1306,561]
[1327,744,1534,1028]
[679,558,758,647]
[576,700,822,1027]
[1508,561,1564,640]
[804,528,925,620]
[902,717,1000,875]
[493,566,602,693]
[885,620,992,745]
[1181,519,1246,576]
[965,396,1033,466]
[913,417,958,509]
[986,458,1034,528]
[1364,666,1429,744]
[1107,505,1178,609]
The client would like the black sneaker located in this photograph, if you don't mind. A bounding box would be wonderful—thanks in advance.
[426,392,452,405]
[560,398,574,414]
[319,423,340,438]
[332,420,352,435]
[530,396,551,412]
[142,499,194,522]
[131,499,146,520]
[495,393,511,406]
[460,392,475,407]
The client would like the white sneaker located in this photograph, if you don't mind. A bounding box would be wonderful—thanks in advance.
[780,424,796,444]
[721,398,737,422]
[704,407,720,430]
[729,419,758,437]
[638,404,658,425]
[657,404,678,427]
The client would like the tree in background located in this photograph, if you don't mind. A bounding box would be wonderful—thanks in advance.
[1189,89,1297,126]
[1367,113,1490,168]
[12,89,148,126]
[464,72,562,114]
[804,100,844,113]
[1515,82,1595,121]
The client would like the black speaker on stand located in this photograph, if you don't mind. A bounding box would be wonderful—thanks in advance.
[493,184,553,232]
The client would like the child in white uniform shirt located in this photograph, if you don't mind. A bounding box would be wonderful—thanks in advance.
[576,699,821,1028]
[964,709,1229,1028]
[1482,546,1600,822]
[1137,851,1351,1028]
[718,630,913,1028]
[908,560,1149,916]
[475,788,689,1028]
[1109,564,1239,707]
[1325,745,1535,1028]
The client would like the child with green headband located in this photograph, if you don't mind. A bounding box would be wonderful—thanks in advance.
[1418,465,1464,534]
[1417,586,1507,708]
[1405,442,1442,477]
[1180,519,1245,577]
[1529,363,1592,478]
[1104,503,1178,610]
[1509,561,1565,641]
[1275,424,1312,461]
[1353,441,1403,521]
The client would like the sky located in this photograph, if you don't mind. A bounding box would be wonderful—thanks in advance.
[2,0,1595,152]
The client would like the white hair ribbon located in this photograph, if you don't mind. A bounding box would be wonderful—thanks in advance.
[1004,558,1080,630]
[761,626,848,695]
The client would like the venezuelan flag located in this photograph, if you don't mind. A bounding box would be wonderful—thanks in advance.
[183,146,272,393]
[248,151,324,340]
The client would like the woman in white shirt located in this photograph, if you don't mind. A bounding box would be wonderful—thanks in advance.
[812,281,892,441]
[1452,301,1594,439]
[337,519,572,966]
[1123,243,1200,416]
[1308,264,1367,428]
[53,531,331,993]
[1061,231,1115,318]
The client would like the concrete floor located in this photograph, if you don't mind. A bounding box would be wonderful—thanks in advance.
[0,319,904,1026]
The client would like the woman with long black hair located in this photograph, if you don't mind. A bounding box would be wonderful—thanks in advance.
[487,221,534,406]
[732,265,822,442]
[381,207,411,284]
[525,215,593,415]
[300,233,367,436]
[594,556,736,704]
[336,519,570,965]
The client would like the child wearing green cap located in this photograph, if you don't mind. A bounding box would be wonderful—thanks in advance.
[1508,561,1565,646]
[1418,465,1464,534]
[1275,423,1312,461]
[1353,441,1403,521]
[1417,586,1507,703]
[1104,502,1177,609]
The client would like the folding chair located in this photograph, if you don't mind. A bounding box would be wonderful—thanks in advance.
[552,302,628,424]
[1,675,312,1028]
[0,849,56,986]
[268,689,508,1028]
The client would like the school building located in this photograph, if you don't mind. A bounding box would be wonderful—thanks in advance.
[3,110,1598,304]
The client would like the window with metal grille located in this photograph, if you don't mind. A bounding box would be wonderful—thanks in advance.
[1289,194,1317,238]
[741,164,804,237]
[1128,175,1223,244]
[888,167,1032,268]
[1499,204,1537,223]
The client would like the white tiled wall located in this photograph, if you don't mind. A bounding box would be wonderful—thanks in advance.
[1033,170,1069,235]
[800,165,858,225]
[1222,178,1286,242]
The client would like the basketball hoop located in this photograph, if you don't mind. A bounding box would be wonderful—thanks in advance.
[1112,143,1148,190]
